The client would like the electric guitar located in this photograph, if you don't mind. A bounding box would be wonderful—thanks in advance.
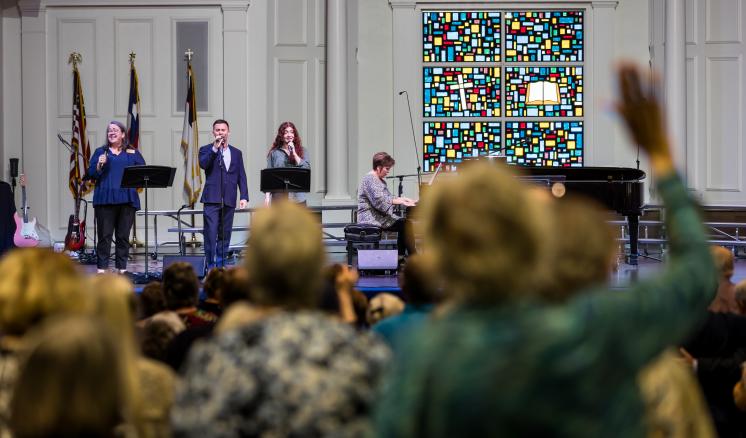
[13,176,51,248]
[64,193,86,251]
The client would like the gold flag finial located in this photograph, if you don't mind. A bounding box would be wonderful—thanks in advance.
[68,52,82,68]
[184,48,194,62]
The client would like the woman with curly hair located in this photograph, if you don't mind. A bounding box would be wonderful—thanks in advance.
[264,121,310,205]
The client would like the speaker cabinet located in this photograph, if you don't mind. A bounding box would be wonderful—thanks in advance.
[162,255,206,278]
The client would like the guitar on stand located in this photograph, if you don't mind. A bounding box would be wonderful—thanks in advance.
[13,175,51,247]
[64,194,86,251]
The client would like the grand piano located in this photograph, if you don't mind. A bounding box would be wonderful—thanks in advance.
[518,166,646,265]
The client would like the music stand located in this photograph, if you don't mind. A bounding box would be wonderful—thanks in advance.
[121,165,176,283]
[260,168,311,193]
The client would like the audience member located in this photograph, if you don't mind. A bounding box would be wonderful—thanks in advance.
[220,265,252,308]
[173,201,390,437]
[372,255,439,352]
[374,63,717,437]
[138,281,166,321]
[200,267,226,318]
[9,316,125,438]
[0,249,91,435]
[90,274,176,438]
[709,245,739,314]
[367,293,405,326]
[162,262,217,329]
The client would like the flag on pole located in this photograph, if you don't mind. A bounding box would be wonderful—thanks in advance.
[181,62,202,206]
[69,55,93,198]
[126,55,140,150]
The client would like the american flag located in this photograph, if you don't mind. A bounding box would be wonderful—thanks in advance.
[181,63,202,206]
[70,66,92,198]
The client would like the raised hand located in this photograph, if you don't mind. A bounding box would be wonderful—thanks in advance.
[616,63,673,171]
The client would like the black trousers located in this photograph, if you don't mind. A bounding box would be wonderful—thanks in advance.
[385,218,416,256]
[96,204,135,270]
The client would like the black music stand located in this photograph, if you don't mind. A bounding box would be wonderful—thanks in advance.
[260,168,311,193]
[121,165,176,283]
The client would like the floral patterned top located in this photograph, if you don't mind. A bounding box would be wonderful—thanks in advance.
[172,311,390,438]
[357,173,400,229]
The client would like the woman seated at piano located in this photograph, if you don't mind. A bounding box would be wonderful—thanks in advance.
[357,152,417,257]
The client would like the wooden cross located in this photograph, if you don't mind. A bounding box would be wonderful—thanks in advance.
[449,74,474,112]
[68,52,82,68]
[184,48,194,62]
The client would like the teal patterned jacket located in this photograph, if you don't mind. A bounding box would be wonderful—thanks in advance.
[375,173,717,438]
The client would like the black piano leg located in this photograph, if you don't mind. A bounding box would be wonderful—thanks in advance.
[627,215,639,266]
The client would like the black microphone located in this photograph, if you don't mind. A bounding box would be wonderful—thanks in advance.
[9,158,19,178]
[398,91,406,95]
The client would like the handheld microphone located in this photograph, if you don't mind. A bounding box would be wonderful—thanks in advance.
[288,141,295,154]
[9,158,19,178]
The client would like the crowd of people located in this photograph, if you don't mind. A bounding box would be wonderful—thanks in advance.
[2,63,746,437]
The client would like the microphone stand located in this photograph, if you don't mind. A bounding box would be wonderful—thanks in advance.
[217,144,226,269]
[399,91,422,187]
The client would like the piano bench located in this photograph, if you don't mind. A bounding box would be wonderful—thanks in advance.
[344,224,384,267]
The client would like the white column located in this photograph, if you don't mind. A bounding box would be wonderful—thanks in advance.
[589,1,618,166]
[665,0,687,174]
[221,1,250,149]
[19,0,48,226]
[325,0,351,201]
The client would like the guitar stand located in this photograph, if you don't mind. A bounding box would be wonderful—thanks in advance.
[76,199,98,265]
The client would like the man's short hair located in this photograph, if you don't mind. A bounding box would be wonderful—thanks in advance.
[213,119,230,129]
[372,152,395,170]
[162,262,200,310]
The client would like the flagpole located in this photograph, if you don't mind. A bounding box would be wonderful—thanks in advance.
[182,49,203,250]
[127,52,145,249]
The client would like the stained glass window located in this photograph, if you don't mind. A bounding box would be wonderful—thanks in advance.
[422,9,584,169]
[505,121,583,167]
[423,122,501,172]
[423,11,501,62]
[504,67,583,117]
[424,67,501,117]
[504,11,584,62]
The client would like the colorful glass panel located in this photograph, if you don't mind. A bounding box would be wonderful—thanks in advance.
[424,67,501,117]
[504,11,583,62]
[423,122,501,172]
[505,121,583,167]
[504,66,583,117]
[423,11,501,62]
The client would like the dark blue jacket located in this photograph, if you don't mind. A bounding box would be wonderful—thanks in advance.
[199,144,248,208]
[88,145,145,208]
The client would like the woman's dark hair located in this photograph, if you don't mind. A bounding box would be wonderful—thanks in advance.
[268,121,304,159]
[372,152,395,170]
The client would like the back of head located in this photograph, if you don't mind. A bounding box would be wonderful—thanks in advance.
[10,316,124,438]
[162,262,200,310]
[367,293,405,325]
[418,161,550,305]
[0,249,91,336]
[138,281,166,320]
[710,245,734,280]
[203,267,227,301]
[538,196,616,303]
[399,254,440,305]
[221,266,252,308]
[246,201,325,309]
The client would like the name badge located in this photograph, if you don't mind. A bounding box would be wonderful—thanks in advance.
[127,149,136,154]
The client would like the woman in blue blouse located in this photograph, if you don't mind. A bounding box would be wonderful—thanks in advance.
[264,121,310,205]
[88,121,145,273]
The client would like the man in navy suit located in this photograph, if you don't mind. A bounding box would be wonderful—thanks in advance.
[199,119,249,269]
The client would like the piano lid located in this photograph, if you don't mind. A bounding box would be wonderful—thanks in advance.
[517,166,646,183]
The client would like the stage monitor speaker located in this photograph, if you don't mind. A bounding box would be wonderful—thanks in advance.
[162,255,206,278]
[357,249,398,271]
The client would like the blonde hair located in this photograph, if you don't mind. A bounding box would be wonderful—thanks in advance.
[0,249,91,335]
[10,316,124,438]
[245,201,326,309]
[711,245,734,279]
[88,274,142,431]
[417,161,551,305]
